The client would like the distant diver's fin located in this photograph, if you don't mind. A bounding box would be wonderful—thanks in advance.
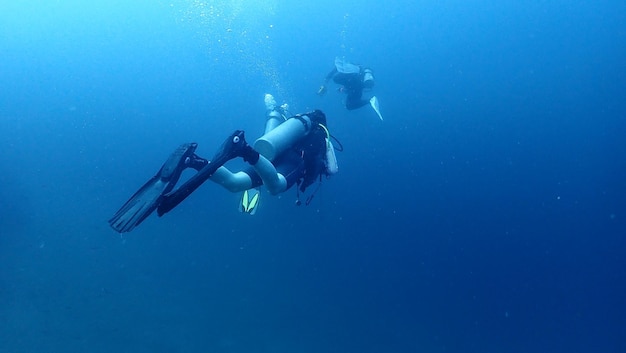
[109,143,199,233]
[239,188,260,215]
[369,96,383,121]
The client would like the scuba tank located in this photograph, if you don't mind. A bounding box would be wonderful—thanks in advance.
[362,68,374,89]
[254,114,312,161]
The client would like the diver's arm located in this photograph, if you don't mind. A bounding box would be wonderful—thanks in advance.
[324,67,338,82]
[318,67,337,96]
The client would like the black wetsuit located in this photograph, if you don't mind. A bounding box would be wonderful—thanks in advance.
[325,67,370,110]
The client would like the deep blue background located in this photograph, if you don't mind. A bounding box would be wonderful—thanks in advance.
[1,1,625,352]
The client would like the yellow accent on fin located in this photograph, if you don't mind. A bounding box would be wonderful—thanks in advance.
[247,193,259,212]
[240,189,259,214]
[242,189,249,210]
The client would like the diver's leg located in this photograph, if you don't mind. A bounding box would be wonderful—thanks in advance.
[210,166,253,192]
[210,151,286,194]
[265,108,284,134]
[250,155,287,195]
[264,93,289,134]
[345,90,369,110]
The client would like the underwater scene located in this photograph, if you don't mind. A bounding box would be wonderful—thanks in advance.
[1,1,625,352]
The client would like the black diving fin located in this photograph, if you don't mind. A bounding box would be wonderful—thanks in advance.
[157,130,252,216]
[108,143,198,233]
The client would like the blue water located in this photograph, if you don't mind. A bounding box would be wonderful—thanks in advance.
[1,1,625,352]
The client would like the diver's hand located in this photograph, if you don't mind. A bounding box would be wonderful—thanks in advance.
[317,85,327,96]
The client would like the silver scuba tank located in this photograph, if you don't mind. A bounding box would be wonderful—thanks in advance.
[254,115,312,161]
[362,68,374,89]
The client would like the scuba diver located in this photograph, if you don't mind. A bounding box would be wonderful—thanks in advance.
[317,57,383,121]
[109,94,340,233]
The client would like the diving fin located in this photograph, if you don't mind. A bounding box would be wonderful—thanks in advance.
[157,130,252,216]
[108,143,198,233]
[239,188,260,215]
[369,96,383,121]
